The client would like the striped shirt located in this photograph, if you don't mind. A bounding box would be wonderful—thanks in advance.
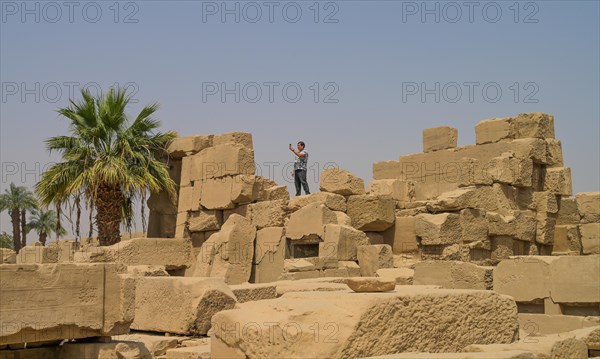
[294,150,308,171]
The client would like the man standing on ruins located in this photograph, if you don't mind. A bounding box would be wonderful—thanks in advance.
[290,141,310,196]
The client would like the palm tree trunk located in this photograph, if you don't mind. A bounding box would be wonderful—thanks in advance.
[39,232,47,246]
[20,209,27,248]
[11,208,21,252]
[96,184,123,246]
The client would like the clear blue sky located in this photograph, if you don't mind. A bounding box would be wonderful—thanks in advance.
[1,0,599,240]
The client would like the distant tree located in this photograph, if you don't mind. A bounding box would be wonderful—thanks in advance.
[0,183,38,251]
[0,232,13,250]
[27,208,66,245]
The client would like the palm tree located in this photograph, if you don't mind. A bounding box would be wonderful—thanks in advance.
[0,232,13,250]
[0,183,38,251]
[27,208,66,245]
[36,87,176,246]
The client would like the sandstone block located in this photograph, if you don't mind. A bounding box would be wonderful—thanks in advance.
[357,244,393,276]
[514,112,555,139]
[487,211,536,242]
[382,216,419,254]
[60,340,152,359]
[460,208,489,243]
[283,258,316,272]
[576,192,600,224]
[552,225,581,254]
[518,314,600,335]
[545,138,564,167]
[192,214,256,284]
[286,203,336,240]
[167,135,213,158]
[116,333,179,357]
[373,160,401,180]
[423,126,458,152]
[557,197,579,225]
[347,277,395,292]
[536,215,556,245]
[230,175,256,204]
[366,231,384,244]
[251,227,285,283]
[339,261,361,277]
[132,277,236,335]
[126,264,169,276]
[212,131,253,148]
[494,256,558,302]
[188,210,223,232]
[288,192,347,212]
[265,185,290,201]
[252,176,278,201]
[415,213,462,245]
[0,263,133,345]
[544,167,572,196]
[200,177,235,210]
[210,289,518,358]
[580,223,600,255]
[248,199,287,230]
[16,245,58,264]
[333,211,352,226]
[320,224,369,261]
[475,117,515,144]
[320,168,365,196]
[230,283,277,303]
[368,179,410,202]
[550,255,600,303]
[376,267,414,285]
[413,261,492,290]
[148,190,178,215]
[533,191,559,214]
[148,212,177,238]
[0,248,16,264]
[486,152,533,187]
[279,270,321,281]
[190,143,255,181]
[347,195,395,231]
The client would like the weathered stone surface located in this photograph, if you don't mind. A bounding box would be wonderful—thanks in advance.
[288,192,347,212]
[366,231,384,244]
[188,143,255,181]
[333,211,352,226]
[347,277,395,292]
[286,203,336,240]
[414,261,493,290]
[514,112,555,139]
[148,189,178,215]
[460,208,489,243]
[229,175,256,204]
[580,223,600,254]
[283,258,315,272]
[0,248,16,264]
[126,264,169,276]
[533,191,559,214]
[557,197,579,225]
[74,238,192,270]
[545,138,564,167]
[373,160,401,180]
[0,263,133,345]
[536,215,556,245]
[382,216,419,254]
[166,344,211,359]
[487,211,536,242]
[518,314,600,335]
[347,195,395,231]
[252,176,278,201]
[427,185,520,216]
[362,351,536,359]
[132,277,236,335]
[576,192,600,224]
[264,185,289,201]
[368,179,410,202]
[423,126,458,152]
[192,214,256,284]
[230,283,277,303]
[167,135,213,158]
[415,213,462,245]
[486,152,533,187]
[320,168,365,196]
[464,335,587,359]
[320,224,369,261]
[475,117,515,144]
[549,255,600,303]
[212,131,253,148]
[494,256,557,302]
[251,227,285,283]
[116,332,179,357]
[339,261,361,277]
[60,340,152,359]
[357,244,393,276]
[376,267,414,285]
[16,245,58,264]
[544,167,572,196]
[248,199,287,230]
[188,210,223,232]
[211,289,519,358]
[279,270,321,281]
[552,225,581,254]
[200,176,235,210]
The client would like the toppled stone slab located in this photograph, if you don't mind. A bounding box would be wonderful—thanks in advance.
[248,199,287,230]
[413,261,493,290]
[415,213,462,245]
[74,237,192,270]
[347,195,395,231]
[211,288,519,358]
[320,224,369,261]
[357,244,394,276]
[0,263,133,346]
[251,227,285,283]
[423,126,458,152]
[576,192,600,224]
[320,168,365,196]
[131,277,237,335]
[288,192,347,212]
[376,268,414,285]
[347,277,395,292]
[230,283,277,303]
[192,214,256,284]
[518,314,600,335]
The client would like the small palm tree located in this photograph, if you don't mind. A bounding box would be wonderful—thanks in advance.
[36,87,176,246]
[27,208,66,245]
[0,232,13,250]
[0,183,38,251]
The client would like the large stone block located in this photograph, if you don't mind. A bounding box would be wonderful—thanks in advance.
[230,175,256,204]
[210,289,519,358]
[167,135,213,159]
[320,168,365,196]
[413,261,493,290]
[200,176,235,210]
[423,126,458,152]
[550,255,600,303]
[415,213,462,245]
[346,195,395,231]
[475,117,515,144]
[131,277,236,335]
[494,256,558,302]
[188,210,223,232]
[460,208,489,243]
[580,223,600,255]
[320,224,369,261]
[514,112,555,139]
[487,211,536,242]
[382,216,419,254]
[543,167,572,196]
[545,138,564,167]
[288,192,346,212]
[535,215,556,245]
[427,184,520,216]
[557,197,579,225]
[357,244,393,276]
[248,199,287,230]
[0,263,133,345]
[212,131,253,148]
[486,152,533,187]
[251,227,285,283]
[192,214,256,284]
[188,143,255,181]
[368,179,410,202]
[286,203,336,240]
[373,160,401,180]
[518,314,600,335]
[532,191,559,214]
[576,192,600,224]
[15,245,58,264]
[552,225,582,254]
[148,190,178,215]
[74,237,192,270]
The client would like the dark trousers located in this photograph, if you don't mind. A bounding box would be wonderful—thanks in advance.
[294,169,310,196]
